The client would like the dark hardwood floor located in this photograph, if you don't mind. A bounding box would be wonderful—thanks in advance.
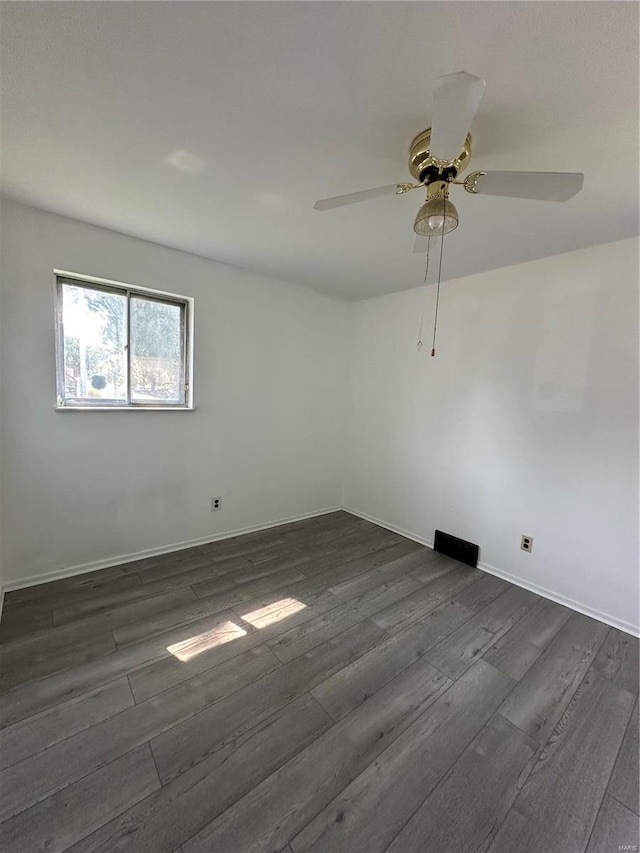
[0,511,638,853]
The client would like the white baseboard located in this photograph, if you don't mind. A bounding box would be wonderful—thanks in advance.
[1,506,342,593]
[343,506,640,638]
[343,506,435,550]
[477,560,640,638]
[5,502,639,638]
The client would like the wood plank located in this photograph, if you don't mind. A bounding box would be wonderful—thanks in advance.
[0,582,337,727]
[65,694,332,853]
[0,518,355,722]
[2,565,141,607]
[0,678,134,771]
[593,627,639,695]
[425,585,538,679]
[180,657,451,853]
[38,572,146,614]
[231,522,306,542]
[239,531,326,564]
[264,515,350,538]
[132,556,247,591]
[131,530,294,583]
[134,553,243,584]
[327,547,438,600]
[1,586,196,660]
[289,661,515,853]
[276,511,355,536]
[9,592,199,679]
[0,643,279,820]
[229,571,361,617]
[151,620,388,783]
[51,574,204,626]
[284,523,367,550]
[116,567,307,646]
[198,529,289,558]
[1,573,145,634]
[498,612,609,743]
[267,576,421,663]
[373,563,482,633]
[0,606,53,643]
[311,600,472,721]
[0,606,256,727]
[67,587,198,634]
[111,591,241,647]
[483,596,573,680]
[227,549,314,578]
[297,530,407,578]
[253,520,342,544]
[453,574,511,611]
[283,516,367,545]
[253,539,337,568]
[238,524,362,562]
[281,543,422,600]
[199,525,335,564]
[608,698,639,814]
[586,794,640,853]
[0,745,160,853]
[118,545,208,574]
[312,523,400,552]
[1,515,350,610]
[410,554,477,585]
[130,589,340,702]
[487,670,635,853]
[0,623,116,694]
[413,562,483,597]
[191,566,305,601]
[385,714,537,853]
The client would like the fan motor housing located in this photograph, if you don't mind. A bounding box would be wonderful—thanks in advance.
[409,128,472,184]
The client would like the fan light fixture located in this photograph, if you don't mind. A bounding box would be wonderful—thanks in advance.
[312,71,585,357]
[413,182,459,237]
[413,196,459,237]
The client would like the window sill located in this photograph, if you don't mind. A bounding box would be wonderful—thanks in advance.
[55,405,195,412]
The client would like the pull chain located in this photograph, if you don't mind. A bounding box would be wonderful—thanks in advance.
[430,194,447,357]
[416,234,432,352]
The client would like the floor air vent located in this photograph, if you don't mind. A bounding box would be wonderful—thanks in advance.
[434,530,479,568]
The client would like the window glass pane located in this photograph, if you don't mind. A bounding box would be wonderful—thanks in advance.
[61,284,127,402]
[130,297,184,404]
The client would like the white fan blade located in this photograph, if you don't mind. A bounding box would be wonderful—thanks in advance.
[473,171,584,201]
[429,71,486,161]
[413,235,428,253]
[313,184,406,211]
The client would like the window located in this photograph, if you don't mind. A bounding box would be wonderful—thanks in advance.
[55,272,193,409]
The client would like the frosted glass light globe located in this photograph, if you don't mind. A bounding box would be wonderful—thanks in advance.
[413,197,459,237]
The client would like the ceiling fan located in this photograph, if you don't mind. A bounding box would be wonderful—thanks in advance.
[313,72,584,249]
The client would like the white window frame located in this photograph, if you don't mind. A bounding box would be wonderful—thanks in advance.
[54,270,194,411]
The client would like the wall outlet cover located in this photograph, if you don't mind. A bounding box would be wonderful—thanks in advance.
[521,535,533,552]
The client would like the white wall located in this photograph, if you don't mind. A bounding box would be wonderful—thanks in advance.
[1,201,637,636]
[345,239,639,635]
[0,227,3,612]
[0,201,349,586]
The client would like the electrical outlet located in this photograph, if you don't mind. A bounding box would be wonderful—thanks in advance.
[520,534,533,553]
[211,496,222,512]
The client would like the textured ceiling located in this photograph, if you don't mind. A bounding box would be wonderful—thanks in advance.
[1,1,638,299]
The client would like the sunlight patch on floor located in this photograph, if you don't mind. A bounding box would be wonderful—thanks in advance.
[167,621,247,661]
[240,597,307,629]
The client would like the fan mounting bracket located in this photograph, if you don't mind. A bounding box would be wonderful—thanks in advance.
[408,128,472,185]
